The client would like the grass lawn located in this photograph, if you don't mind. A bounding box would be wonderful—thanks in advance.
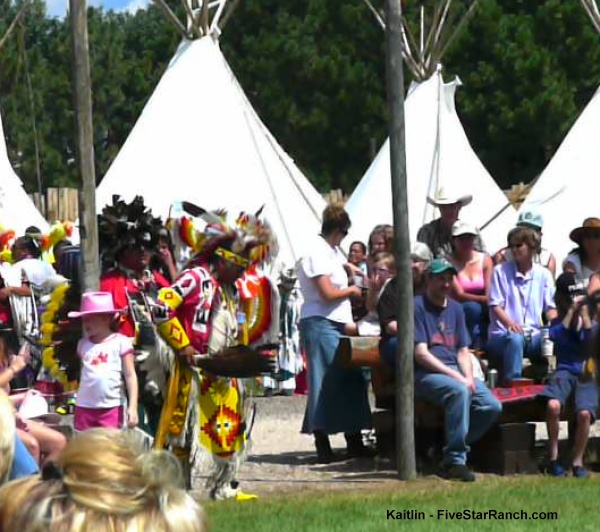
[205,476,600,531]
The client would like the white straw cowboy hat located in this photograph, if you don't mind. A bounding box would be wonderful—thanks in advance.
[426,187,472,208]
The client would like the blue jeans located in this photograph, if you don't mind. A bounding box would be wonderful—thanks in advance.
[9,434,39,480]
[462,302,487,348]
[415,372,502,465]
[300,317,371,434]
[486,332,543,384]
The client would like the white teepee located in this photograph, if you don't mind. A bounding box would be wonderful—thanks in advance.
[518,0,600,264]
[346,1,516,254]
[0,111,49,235]
[97,2,326,269]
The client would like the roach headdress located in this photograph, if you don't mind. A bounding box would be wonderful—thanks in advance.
[180,202,278,269]
[98,195,163,267]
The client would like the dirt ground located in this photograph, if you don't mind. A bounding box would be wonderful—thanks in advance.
[231,395,399,497]
[195,394,600,497]
[56,393,599,498]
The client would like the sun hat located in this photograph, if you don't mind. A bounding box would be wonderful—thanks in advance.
[569,218,600,245]
[68,291,125,318]
[411,242,433,263]
[426,187,472,208]
[18,391,61,424]
[517,208,543,231]
[427,258,457,276]
[451,220,478,238]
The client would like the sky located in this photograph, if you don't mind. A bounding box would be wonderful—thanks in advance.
[45,0,151,18]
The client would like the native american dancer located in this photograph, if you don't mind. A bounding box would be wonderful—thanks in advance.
[97,196,172,434]
[152,208,277,500]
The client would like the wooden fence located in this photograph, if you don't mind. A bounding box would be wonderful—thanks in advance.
[29,188,79,222]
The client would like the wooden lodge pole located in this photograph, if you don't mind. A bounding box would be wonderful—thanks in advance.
[70,0,99,291]
[385,0,416,480]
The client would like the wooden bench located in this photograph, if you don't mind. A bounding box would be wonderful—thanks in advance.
[336,336,588,475]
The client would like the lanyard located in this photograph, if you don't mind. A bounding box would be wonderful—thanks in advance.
[516,269,535,327]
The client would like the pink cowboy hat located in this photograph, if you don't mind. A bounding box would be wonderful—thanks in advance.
[68,291,125,318]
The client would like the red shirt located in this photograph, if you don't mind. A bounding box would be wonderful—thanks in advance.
[100,269,169,338]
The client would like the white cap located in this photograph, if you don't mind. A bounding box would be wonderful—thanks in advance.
[452,220,478,237]
[411,242,433,262]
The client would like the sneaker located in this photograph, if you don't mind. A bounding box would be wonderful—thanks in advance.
[440,464,476,482]
[572,465,588,479]
[548,460,565,477]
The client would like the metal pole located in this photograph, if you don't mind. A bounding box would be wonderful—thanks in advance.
[385,0,416,480]
[70,0,99,291]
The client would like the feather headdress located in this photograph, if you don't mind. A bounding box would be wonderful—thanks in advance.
[98,196,164,267]
[180,202,278,268]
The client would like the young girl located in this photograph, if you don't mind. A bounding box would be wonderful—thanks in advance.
[69,291,139,431]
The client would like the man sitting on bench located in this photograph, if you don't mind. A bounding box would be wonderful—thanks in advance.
[415,259,502,482]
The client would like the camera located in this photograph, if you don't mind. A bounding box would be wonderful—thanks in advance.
[568,281,587,302]
[567,284,600,315]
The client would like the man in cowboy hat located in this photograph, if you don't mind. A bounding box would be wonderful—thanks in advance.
[417,189,485,260]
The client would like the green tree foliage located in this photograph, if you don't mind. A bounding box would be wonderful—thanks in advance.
[0,1,598,196]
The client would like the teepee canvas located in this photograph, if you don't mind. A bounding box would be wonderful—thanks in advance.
[519,0,600,264]
[97,2,325,269]
[346,0,516,254]
[0,111,48,235]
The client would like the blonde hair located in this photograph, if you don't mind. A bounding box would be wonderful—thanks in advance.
[0,429,205,532]
[372,252,396,272]
[0,390,15,484]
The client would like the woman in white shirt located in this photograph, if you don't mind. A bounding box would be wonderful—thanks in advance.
[298,205,372,463]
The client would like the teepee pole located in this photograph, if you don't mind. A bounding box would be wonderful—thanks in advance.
[181,0,202,38]
[421,0,443,67]
[220,0,242,29]
[435,1,479,63]
[152,0,189,38]
[0,0,31,52]
[401,22,426,79]
[420,6,425,62]
[361,0,386,30]
[426,0,451,70]
[210,0,229,34]
[201,0,210,35]
[582,0,600,33]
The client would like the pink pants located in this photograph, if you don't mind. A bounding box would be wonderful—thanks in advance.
[74,405,124,431]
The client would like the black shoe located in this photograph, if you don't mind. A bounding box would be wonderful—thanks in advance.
[440,464,476,482]
[315,432,335,464]
[344,433,376,459]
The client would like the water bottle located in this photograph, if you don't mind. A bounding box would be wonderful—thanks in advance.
[487,369,498,389]
[541,326,555,373]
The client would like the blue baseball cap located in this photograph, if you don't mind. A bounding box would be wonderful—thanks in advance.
[517,209,543,231]
[427,258,457,276]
